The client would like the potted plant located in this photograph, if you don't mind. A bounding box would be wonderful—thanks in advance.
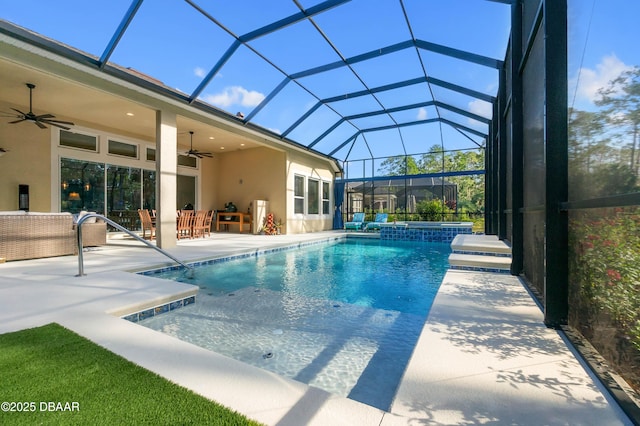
[275,220,283,235]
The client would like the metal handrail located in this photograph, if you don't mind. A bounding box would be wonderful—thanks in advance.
[76,213,192,276]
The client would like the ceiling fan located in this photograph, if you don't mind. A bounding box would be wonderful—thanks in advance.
[4,83,75,130]
[185,131,213,158]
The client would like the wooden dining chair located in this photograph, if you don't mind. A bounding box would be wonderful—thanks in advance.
[177,210,194,240]
[137,209,155,240]
[192,210,208,238]
[203,210,214,237]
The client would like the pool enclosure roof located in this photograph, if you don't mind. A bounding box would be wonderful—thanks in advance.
[0,1,511,162]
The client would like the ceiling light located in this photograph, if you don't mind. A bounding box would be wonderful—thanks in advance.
[209,136,215,140]
[220,147,225,150]
[126,112,134,116]
[240,143,245,147]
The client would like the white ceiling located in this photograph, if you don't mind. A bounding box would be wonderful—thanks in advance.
[0,58,264,154]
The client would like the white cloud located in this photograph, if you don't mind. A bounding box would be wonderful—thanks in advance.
[194,67,206,78]
[468,99,492,120]
[571,54,633,105]
[203,86,265,108]
[416,107,428,120]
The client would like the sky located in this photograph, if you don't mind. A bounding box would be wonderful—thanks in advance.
[2,1,635,162]
[568,0,640,112]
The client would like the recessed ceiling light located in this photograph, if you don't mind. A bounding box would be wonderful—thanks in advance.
[220,147,225,150]
[240,143,245,147]
[126,112,134,116]
[209,136,215,140]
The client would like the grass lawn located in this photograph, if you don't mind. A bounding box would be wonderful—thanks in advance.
[0,323,262,425]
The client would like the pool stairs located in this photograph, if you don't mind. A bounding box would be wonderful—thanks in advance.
[448,234,512,273]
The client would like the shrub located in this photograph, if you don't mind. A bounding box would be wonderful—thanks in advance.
[570,209,640,348]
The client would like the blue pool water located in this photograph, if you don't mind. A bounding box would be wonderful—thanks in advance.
[149,238,450,316]
[139,238,450,410]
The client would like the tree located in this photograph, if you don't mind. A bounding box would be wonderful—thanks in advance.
[377,155,420,176]
[595,67,640,176]
[569,108,607,173]
[375,146,485,215]
[418,144,445,173]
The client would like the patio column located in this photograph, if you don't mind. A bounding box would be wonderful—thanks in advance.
[510,0,524,275]
[543,0,569,327]
[156,110,177,248]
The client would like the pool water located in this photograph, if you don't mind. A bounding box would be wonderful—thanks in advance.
[139,238,450,410]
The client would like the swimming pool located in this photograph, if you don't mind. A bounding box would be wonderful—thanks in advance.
[139,238,450,410]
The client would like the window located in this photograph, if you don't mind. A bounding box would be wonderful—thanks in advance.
[142,170,156,210]
[146,147,155,162]
[308,178,319,214]
[60,158,104,214]
[294,175,304,214]
[106,165,141,228]
[59,130,97,152]
[322,181,330,214]
[177,175,196,210]
[177,154,197,168]
[108,139,138,158]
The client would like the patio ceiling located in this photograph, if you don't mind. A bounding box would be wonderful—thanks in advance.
[0,0,511,162]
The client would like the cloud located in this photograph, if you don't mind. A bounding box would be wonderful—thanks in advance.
[468,99,492,120]
[203,86,265,108]
[194,67,206,78]
[416,107,428,120]
[571,54,633,105]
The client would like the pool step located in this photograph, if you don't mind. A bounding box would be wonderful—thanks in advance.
[450,234,512,257]
[448,234,512,273]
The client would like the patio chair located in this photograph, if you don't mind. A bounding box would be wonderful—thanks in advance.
[203,210,214,237]
[177,210,194,240]
[344,212,366,231]
[365,213,388,232]
[137,209,155,240]
[192,210,208,238]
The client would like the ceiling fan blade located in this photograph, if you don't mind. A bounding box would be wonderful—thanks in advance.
[11,107,27,116]
[201,152,213,158]
[34,120,48,129]
[34,113,55,120]
[9,118,27,124]
[44,121,72,131]
[41,118,75,125]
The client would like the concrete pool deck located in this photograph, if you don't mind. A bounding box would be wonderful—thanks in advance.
[0,231,632,425]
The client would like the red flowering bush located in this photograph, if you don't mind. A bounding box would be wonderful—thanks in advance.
[569,208,640,352]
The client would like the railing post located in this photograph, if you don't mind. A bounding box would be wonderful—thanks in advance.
[76,213,192,277]
[76,223,85,276]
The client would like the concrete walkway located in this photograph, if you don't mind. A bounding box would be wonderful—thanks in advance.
[0,232,632,425]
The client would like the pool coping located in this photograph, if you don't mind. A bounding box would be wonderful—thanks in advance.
[0,231,632,425]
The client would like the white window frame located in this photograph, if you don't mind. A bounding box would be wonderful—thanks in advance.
[294,174,305,214]
[322,181,331,215]
[307,177,320,215]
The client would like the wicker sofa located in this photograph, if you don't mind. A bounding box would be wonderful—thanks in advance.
[75,211,107,248]
[0,211,106,261]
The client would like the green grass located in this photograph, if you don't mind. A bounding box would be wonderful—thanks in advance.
[0,323,263,425]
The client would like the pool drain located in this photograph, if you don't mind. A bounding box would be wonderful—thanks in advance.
[263,352,274,359]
